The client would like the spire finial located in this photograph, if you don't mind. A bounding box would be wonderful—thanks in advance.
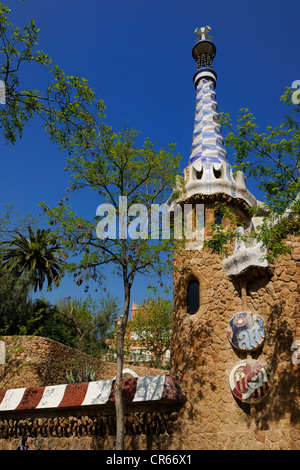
[192,25,217,88]
[194,26,212,42]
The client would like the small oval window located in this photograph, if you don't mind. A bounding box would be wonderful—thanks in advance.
[187,280,199,314]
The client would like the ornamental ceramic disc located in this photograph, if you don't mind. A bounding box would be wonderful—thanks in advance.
[227,312,265,352]
[229,359,270,404]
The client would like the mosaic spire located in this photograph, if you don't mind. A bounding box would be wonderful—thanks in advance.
[180,26,257,207]
[189,26,228,166]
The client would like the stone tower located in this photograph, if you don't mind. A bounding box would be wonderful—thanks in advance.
[169,26,300,450]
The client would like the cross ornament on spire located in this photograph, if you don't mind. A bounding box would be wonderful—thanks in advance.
[194,25,212,41]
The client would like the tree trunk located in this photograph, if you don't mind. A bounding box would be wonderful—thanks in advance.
[115,282,131,450]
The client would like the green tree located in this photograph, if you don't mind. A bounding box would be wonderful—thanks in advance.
[25,297,78,346]
[128,295,172,367]
[0,3,180,449]
[0,2,104,150]
[1,226,64,291]
[42,124,181,449]
[208,88,300,259]
[56,294,119,357]
[0,260,34,334]
[0,261,74,341]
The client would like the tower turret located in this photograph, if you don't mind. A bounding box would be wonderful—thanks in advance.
[167,26,268,276]
[169,27,300,451]
[182,26,257,207]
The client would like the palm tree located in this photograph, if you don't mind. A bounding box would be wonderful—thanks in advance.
[1,226,65,292]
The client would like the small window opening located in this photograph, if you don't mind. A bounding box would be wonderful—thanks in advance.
[213,167,222,179]
[214,212,223,226]
[187,280,199,314]
[194,167,203,180]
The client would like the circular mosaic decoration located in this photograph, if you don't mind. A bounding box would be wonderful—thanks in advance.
[229,359,270,404]
[227,312,265,352]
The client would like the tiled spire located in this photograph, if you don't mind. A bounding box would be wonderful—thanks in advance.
[190,78,228,166]
[189,26,228,167]
[181,26,257,207]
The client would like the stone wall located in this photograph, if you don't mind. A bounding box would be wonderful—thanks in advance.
[0,336,167,390]
[0,409,181,450]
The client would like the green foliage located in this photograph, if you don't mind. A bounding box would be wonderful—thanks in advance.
[41,124,181,291]
[26,297,84,347]
[0,4,181,448]
[204,226,233,257]
[0,273,76,343]
[0,260,34,335]
[0,225,65,291]
[55,294,119,357]
[40,120,181,450]
[0,237,118,357]
[0,2,104,148]
[128,295,172,366]
[66,362,96,384]
[168,175,185,203]
[0,272,117,355]
[203,202,249,258]
[0,204,41,242]
[0,212,75,341]
[217,88,300,259]
[0,222,117,353]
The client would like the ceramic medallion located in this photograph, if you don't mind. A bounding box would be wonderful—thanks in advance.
[227,311,265,352]
[229,359,270,404]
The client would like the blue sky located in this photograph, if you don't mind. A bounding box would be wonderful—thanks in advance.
[1,0,299,312]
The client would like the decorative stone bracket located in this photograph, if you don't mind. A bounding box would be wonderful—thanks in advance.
[222,225,268,277]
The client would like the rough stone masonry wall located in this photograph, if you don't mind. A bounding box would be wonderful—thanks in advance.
[170,234,300,450]
[0,336,89,390]
[0,336,167,390]
[0,404,182,450]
